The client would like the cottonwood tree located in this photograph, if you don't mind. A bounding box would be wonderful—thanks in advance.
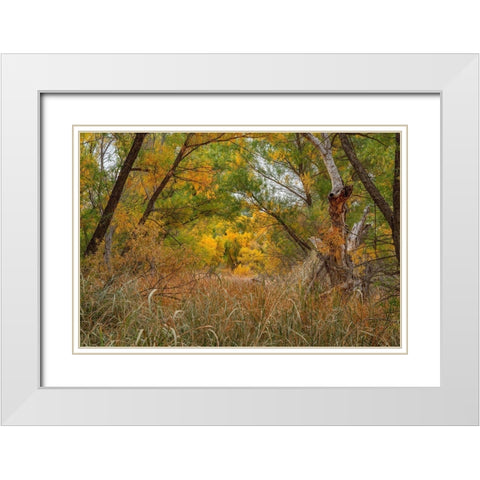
[339,133,400,265]
[84,132,147,256]
[223,137,314,255]
[114,133,251,260]
[137,133,249,226]
[238,133,319,208]
[81,130,397,294]
[303,132,357,286]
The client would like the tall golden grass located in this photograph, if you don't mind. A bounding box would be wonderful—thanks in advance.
[80,248,400,348]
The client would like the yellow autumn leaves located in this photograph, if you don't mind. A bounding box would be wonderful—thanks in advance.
[195,213,280,276]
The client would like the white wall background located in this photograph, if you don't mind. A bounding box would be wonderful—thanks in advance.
[1,2,478,479]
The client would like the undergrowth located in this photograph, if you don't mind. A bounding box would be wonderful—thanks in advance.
[80,251,400,348]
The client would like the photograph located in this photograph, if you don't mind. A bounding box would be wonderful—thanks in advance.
[79,130,402,348]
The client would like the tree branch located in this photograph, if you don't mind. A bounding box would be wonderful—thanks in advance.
[339,133,394,233]
[302,133,344,194]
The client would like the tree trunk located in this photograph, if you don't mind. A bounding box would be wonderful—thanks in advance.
[324,184,354,285]
[392,133,401,265]
[339,133,400,266]
[303,133,344,194]
[303,133,353,286]
[85,133,147,256]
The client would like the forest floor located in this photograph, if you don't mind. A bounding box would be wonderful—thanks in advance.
[80,267,400,348]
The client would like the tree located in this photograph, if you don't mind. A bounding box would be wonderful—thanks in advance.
[84,132,147,256]
[80,130,398,290]
[138,134,194,226]
[137,133,249,227]
[303,133,355,286]
[222,137,314,256]
[338,133,400,265]
[393,133,401,265]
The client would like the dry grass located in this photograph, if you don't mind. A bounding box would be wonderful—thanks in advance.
[80,263,400,348]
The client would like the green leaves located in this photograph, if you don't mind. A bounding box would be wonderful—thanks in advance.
[80,131,398,273]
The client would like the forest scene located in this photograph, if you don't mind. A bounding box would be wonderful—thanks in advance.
[80,131,401,348]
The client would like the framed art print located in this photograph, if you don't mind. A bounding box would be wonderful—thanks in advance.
[1,54,478,424]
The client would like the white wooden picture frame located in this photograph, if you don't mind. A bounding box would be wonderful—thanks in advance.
[1,54,478,425]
